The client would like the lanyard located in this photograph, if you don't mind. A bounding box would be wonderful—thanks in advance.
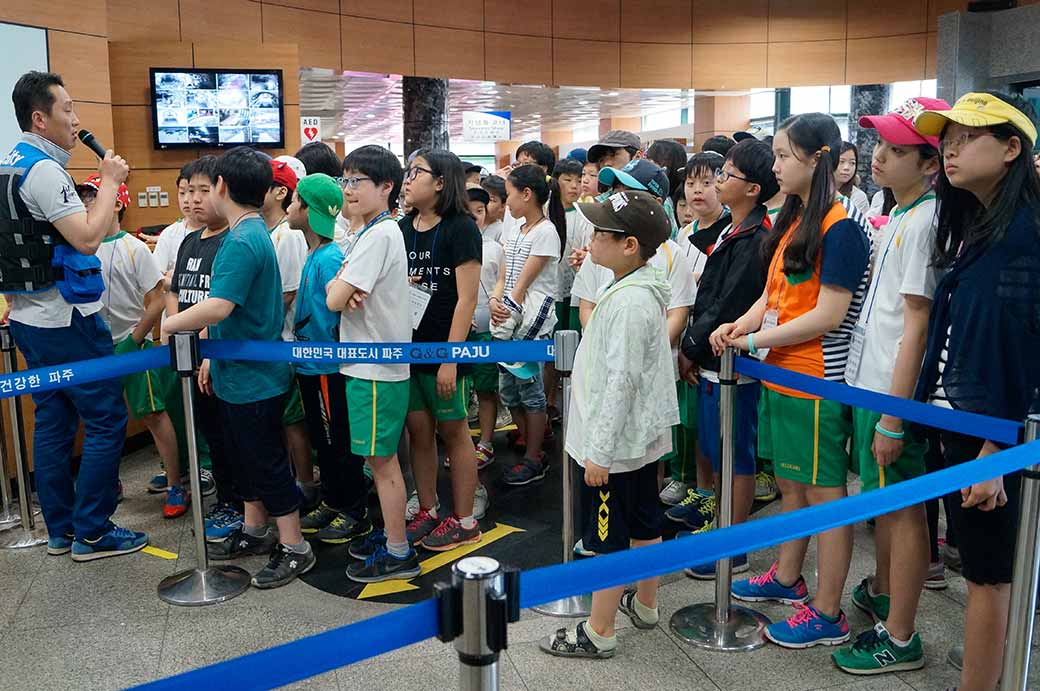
[410,219,441,277]
[357,210,392,244]
[861,192,935,324]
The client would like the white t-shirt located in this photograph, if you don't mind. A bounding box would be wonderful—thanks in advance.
[868,189,886,218]
[557,208,594,306]
[846,196,939,394]
[269,219,308,341]
[152,219,195,273]
[474,238,504,332]
[96,231,164,343]
[674,222,710,285]
[335,213,353,252]
[482,219,504,245]
[848,186,870,218]
[337,217,411,382]
[502,217,561,300]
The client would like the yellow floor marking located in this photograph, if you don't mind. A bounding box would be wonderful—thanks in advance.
[357,522,524,599]
[469,423,517,437]
[143,545,178,560]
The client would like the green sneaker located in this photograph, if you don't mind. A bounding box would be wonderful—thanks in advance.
[832,623,924,675]
[851,577,890,622]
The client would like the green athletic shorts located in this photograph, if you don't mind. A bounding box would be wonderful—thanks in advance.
[345,377,409,458]
[852,406,927,491]
[758,387,852,487]
[408,370,470,421]
[661,378,696,465]
[282,373,306,426]
[468,331,498,393]
[115,337,176,420]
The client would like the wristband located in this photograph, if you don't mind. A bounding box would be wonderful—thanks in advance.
[874,422,905,440]
[747,333,756,355]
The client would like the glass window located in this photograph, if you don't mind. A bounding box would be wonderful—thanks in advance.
[572,123,599,142]
[643,108,682,131]
[830,85,851,115]
[888,80,939,110]
[791,86,831,115]
[750,89,776,120]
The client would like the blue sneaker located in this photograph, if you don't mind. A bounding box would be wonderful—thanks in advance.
[147,472,169,494]
[765,603,850,649]
[205,506,243,542]
[71,524,148,562]
[203,502,231,530]
[731,561,810,604]
[47,532,74,556]
[685,553,750,580]
[163,485,190,519]
[665,491,715,531]
[348,528,386,560]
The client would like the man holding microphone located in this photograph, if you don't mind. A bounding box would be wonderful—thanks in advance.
[0,71,148,560]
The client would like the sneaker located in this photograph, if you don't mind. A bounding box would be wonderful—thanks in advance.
[685,553,750,580]
[547,405,562,425]
[502,455,548,486]
[348,528,386,560]
[574,539,598,558]
[163,485,190,519]
[420,515,482,551]
[765,603,850,649]
[755,472,778,502]
[618,591,657,630]
[665,491,716,531]
[405,491,439,523]
[47,532,74,556]
[732,562,810,604]
[407,509,440,545]
[659,480,689,506]
[300,503,339,535]
[207,527,276,561]
[540,621,615,659]
[475,442,495,470]
[473,484,489,521]
[116,480,124,504]
[832,623,924,675]
[199,468,216,497]
[467,396,480,423]
[147,472,169,494]
[203,502,233,529]
[205,506,244,542]
[70,524,148,562]
[495,407,513,430]
[947,644,963,670]
[346,545,422,583]
[924,560,948,590]
[851,577,890,623]
[251,544,316,589]
[317,513,372,545]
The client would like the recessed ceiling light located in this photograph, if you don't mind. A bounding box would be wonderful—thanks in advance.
[365,114,375,119]
[578,100,589,105]
[607,92,619,96]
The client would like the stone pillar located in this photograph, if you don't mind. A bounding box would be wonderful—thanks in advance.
[936,10,992,106]
[847,84,891,197]
[402,76,449,158]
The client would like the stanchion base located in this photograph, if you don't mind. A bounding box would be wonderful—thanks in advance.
[0,508,20,531]
[158,565,251,606]
[0,525,47,549]
[531,593,592,618]
[670,603,771,652]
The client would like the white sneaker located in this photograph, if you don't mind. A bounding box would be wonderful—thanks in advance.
[754,472,778,502]
[405,490,420,521]
[495,407,513,430]
[574,539,598,557]
[473,484,489,520]
[659,480,689,506]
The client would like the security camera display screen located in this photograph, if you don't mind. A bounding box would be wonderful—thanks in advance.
[151,68,284,149]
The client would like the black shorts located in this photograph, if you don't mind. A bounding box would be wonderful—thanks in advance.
[581,461,662,554]
[941,431,1022,586]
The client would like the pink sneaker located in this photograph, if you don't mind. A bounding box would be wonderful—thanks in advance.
[475,442,495,470]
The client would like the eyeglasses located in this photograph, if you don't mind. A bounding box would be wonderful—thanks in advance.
[404,165,435,182]
[336,176,373,190]
[940,130,994,153]
[714,168,752,184]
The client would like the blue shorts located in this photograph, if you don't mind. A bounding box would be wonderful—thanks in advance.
[498,364,546,412]
[697,379,759,477]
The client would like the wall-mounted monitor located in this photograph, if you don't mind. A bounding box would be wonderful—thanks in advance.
[150,68,285,150]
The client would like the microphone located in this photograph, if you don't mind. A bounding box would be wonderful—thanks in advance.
[77,129,107,159]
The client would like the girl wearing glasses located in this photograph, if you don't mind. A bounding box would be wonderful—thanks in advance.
[912,91,1040,691]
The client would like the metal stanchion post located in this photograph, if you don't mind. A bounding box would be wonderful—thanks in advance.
[0,325,46,549]
[0,404,21,530]
[1000,414,1040,691]
[532,330,591,617]
[158,332,250,606]
[670,347,770,651]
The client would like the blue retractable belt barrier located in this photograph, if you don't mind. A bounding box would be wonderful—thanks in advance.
[736,356,1023,446]
[0,345,169,401]
[199,339,555,365]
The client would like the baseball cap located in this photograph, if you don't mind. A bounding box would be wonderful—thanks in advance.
[566,147,588,164]
[598,159,670,200]
[587,130,642,164]
[576,189,671,249]
[295,173,343,240]
[78,173,131,209]
[274,155,307,182]
[269,159,299,191]
[913,92,1038,147]
[466,182,490,206]
[859,97,951,149]
[733,131,758,142]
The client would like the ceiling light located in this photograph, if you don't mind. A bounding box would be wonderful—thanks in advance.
[607,92,619,97]
[365,114,375,119]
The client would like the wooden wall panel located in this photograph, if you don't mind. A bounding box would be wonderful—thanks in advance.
[926,31,938,80]
[112,105,195,170]
[692,42,767,89]
[620,42,691,89]
[49,32,112,105]
[67,103,114,170]
[340,0,413,22]
[264,0,339,12]
[0,4,106,36]
[106,0,181,42]
[341,16,416,75]
[413,27,485,80]
[622,0,692,44]
[262,4,341,72]
[845,34,928,85]
[485,0,551,36]
[194,42,300,104]
[109,42,193,107]
[485,34,553,85]
[553,39,620,88]
[120,168,188,230]
[847,0,926,39]
[414,0,483,31]
[767,39,846,87]
[178,0,262,43]
[692,0,767,43]
[768,0,846,42]
[553,0,620,41]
